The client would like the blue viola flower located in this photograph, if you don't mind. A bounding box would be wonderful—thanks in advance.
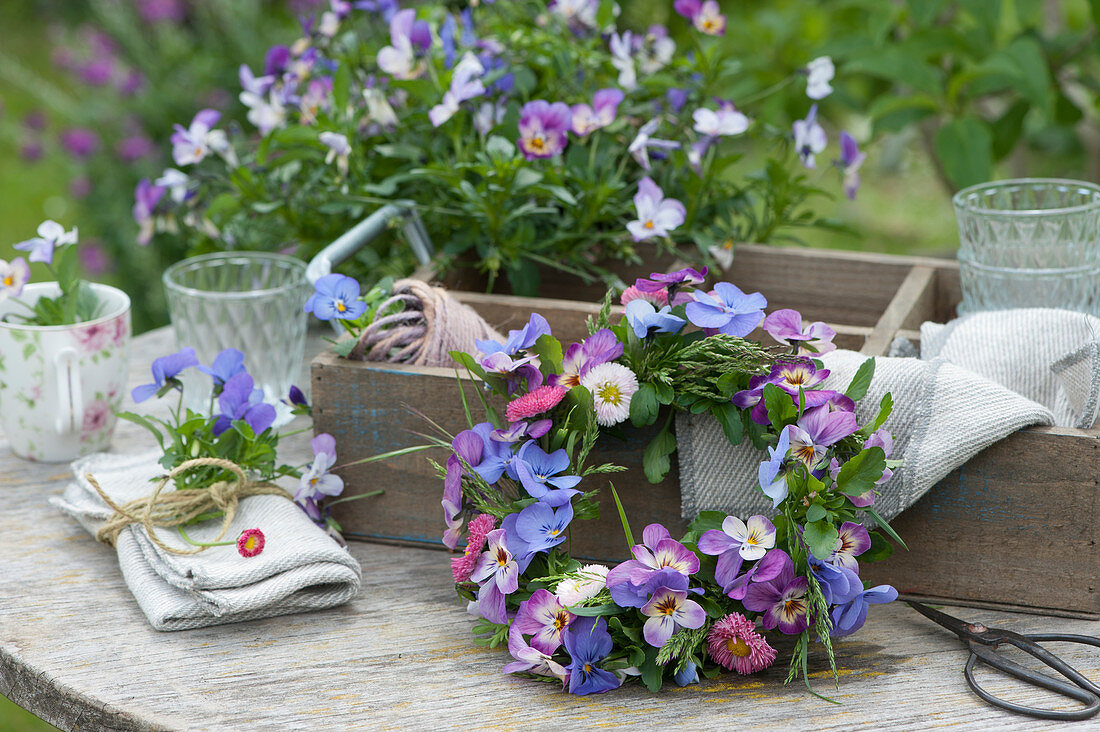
[131,347,200,403]
[830,585,898,637]
[563,617,620,695]
[514,441,581,506]
[198,348,247,386]
[624,299,685,339]
[685,282,766,337]
[514,501,573,554]
[304,274,368,321]
[213,372,276,436]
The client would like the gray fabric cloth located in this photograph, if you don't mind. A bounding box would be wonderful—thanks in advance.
[677,349,1055,523]
[920,308,1100,429]
[51,451,362,631]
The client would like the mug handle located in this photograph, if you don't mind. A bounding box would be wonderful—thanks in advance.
[54,347,84,434]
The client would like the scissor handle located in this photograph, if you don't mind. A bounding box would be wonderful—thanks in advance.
[965,633,1100,721]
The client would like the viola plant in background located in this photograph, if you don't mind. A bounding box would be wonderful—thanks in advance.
[423,268,902,695]
[133,0,863,299]
[2,220,103,326]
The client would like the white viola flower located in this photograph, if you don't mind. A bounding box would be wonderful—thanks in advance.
[555,564,610,606]
[170,109,224,166]
[550,0,599,30]
[429,53,486,128]
[793,104,827,168]
[473,101,505,136]
[363,88,398,128]
[805,56,835,100]
[319,131,352,175]
[0,257,31,301]
[637,26,675,75]
[609,31,637,91]
[627,176,686,241]
[692,105,750,137]
[580,362,639,427]
[318,10,341,38]
[155,168,190,203]
[241,90,287,136]
[377,9,421,80]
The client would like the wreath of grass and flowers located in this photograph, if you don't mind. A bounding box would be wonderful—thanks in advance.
[423,266,903,696]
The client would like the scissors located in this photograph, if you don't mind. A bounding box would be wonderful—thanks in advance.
[907,601,1100,721]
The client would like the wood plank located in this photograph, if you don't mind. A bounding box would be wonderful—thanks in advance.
[862,266,937,356]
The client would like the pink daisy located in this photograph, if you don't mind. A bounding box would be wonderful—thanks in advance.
[620,285,668,307]
[236,528,266,558]
[451,513,497,582]
[505,384,567,422]
[706,613,777,674]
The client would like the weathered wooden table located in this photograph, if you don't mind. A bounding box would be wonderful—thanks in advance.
[3,327,1100,731]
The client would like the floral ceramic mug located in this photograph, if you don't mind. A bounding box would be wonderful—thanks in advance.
[0,282,131,462]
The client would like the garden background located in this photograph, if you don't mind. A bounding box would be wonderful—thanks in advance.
[1,0,1097,728]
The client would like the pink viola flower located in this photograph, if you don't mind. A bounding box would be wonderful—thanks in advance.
[698,515,776,592]
[732,359,842,425]
[503,626,568,682]
[829,521,871,572]
[471,529,520,624]
[451,512,497,583]
[512,588,576,654]
[742,559,810,635]
[0,257,30,301]
[627,177,685,242]
[506,384,568,422]
[571,88,624,136]
[788,406,859,468]
[762,309,837,356]
[133,178,165,246]
[641,583,707,647]
[517,100,571,159]
[706,613,777,674]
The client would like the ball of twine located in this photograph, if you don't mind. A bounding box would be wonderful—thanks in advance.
[88,457,292,556]
[349,279,503,366]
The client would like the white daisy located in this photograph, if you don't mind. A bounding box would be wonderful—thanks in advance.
[580,362,639,427]
[555,564,610,606]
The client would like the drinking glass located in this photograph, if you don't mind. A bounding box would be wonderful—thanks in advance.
[163,252,310,416]
[954,178,1100,315]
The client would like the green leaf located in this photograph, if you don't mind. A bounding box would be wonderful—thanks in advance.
[933,117,993,190]
[709,402,743,445]
[629,383,659,428]
[697,594,725,618]
[374,143,422,160]
[844,49,944,95]
[332,338,358,358]
[115,411,166,450]
[861,531,896,563]
[836,447,887,496]
[653,381,674,405]
[531,333,563,376]
[980,36,1052,117]
[231,419,257,441]
[990,100,1030,161]
[642,420,677,484]
[861,392,894,437]
[805,503,827,523]
[608,482,635,550]
[568,603,627,617]
[640,647,663,692]
[686,510,726,537]
[512,167,542,190]
[845,359,875,401]
[332,63,350,111]
[1092,0,1100,29]
[869,95,939,136]
[803,520,840,561]
[866,507,908,550]
[906,0,949,26]
[762,383,796,428]
[449,350,487,380]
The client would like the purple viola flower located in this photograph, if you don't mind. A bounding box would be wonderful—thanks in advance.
[788,406,859,468]
[461,422,517,485]
[762,309,837,355]
[722,548,790,601]
[132,179,165,247]
[286,385,310,410]
[440,13,458,68]
[377,9,422,79]
[198,348,247,386]
[563,617,620,695]
[514,501,574,554]
[627,177,686,241]
[239,63,274,98]
[793,104,827,169]
[549,329,623,388]
[571,88,624,136]
[757,425,792,507]
[116,135,154,162]
[305,274,368,321]
[297,432,344,500]
[698,514,777,591]
[674,0,726,34]
[213,372,276,437]
[517,100,571,159]
[624,299,686,339]
[831,585,898,637]
[410,18,432,50]
[471,528,519,624]
[138,0,185,23]
[475,312,551,357]
[442,429,484,549]
[503,626,569,681]
[131,348,199,403]
[627,118,680,171]
[264,45,290,77]
[732,359,845,425]
[742,560,810,635]
[14,220,78,265]
[512,588,576,654]
[480,351,543,394]
[641,581,707,647]
[429,53,486,127]
[829,521,872,571]
[836,131,866,200]
[20,139,44,162]
[515,442,582,507]
[666,88,689,113]
[79,59,114,86]
[635,266,706,306]
[809,556,862,606]
[60,128,100,158]
[491,419,552,442]
[606,525,701,607]
[685,282,767,338]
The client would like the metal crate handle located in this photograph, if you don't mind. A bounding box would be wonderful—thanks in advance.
[305,201,435,284]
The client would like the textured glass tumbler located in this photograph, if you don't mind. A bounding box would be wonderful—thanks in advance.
[954,178,1100,315]
[163,253,310,413]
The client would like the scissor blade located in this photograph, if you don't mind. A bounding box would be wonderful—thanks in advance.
[907,600,980,641]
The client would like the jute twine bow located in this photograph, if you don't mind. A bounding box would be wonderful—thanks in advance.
[86,457,293,556]
[349,278,504,366]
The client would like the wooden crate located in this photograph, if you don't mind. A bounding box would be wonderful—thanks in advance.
[312,244,1100,616]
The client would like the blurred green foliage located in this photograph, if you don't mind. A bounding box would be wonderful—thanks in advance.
[0,693,57,732]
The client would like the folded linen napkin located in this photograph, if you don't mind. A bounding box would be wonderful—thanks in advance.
[51,450,362,631]
[677,348,1055,523]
